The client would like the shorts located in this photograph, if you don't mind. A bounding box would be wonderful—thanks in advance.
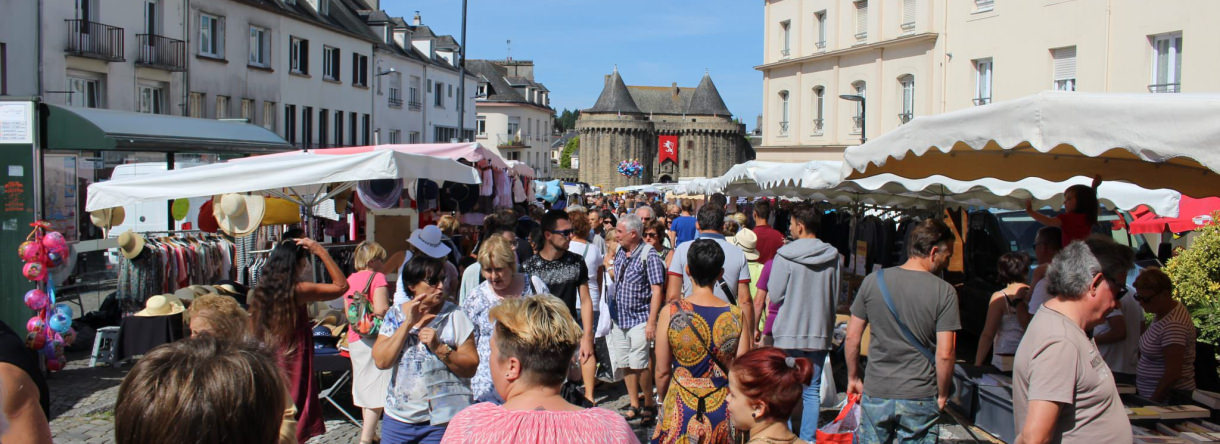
[607,320,650,370]
[381,415,445,444]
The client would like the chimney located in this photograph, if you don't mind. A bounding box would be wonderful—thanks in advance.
[672,82,679,100]
[413,11,421,26]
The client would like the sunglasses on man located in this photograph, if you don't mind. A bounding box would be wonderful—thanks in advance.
[547,229,574,237]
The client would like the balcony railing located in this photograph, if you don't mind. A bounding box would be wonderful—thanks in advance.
[1148,83,1181,93]
[136,34,186,71]
[778,121,789,137]
[898,112,913,124]
[497,133,527,148]
[851,116,863,133]
[812,118,824,133]
[973,97,992,106]
[66,19,125,62]
[780,48,790,58]
[408,99,422,111]
[815,40,826,50]
[388,89,403,107]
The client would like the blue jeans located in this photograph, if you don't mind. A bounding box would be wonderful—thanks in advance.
[855,395,940,444]
[783,349,827,441]
[381,416,446,444]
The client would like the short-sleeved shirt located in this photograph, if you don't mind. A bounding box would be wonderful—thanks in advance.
[1057,212,1092,247]
[849,267,960,399]
[569,240,604,309]
[461,276,549,403]
[343,270,389,344]
[1027,279,1051,315]
[1137,301,1197,397]
[521,251,589,320]
[378,302,475,424]
[441,402,638,444]
[610,244,666,329]
[1014,306,1132,443]
[670,216,698,245]
[752,224,785,263]
[667,233,751,303]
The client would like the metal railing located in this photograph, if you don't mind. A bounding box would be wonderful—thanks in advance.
[778,121,790,136]
[973,97,992,106]
[65,19,125,62]
[496,133,526,148]
[812,118,824,133]
[136,34,186,71]
[815,40,826,50]
[408,99,422,110]
[851,116,864,132]
[1148,83,1180,93]
[388,89,403,107]
[781,48,790,57]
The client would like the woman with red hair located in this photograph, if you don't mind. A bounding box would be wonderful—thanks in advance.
[727,347,815,443]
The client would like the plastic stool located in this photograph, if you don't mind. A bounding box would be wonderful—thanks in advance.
[90,326,120,367]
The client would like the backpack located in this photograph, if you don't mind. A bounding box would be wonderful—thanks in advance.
[346,273,381,340]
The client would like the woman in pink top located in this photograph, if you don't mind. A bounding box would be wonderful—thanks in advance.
[344,241,392,444]
[442,294,638,444]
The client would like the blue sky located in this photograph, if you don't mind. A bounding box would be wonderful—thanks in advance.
[384,0,765,130]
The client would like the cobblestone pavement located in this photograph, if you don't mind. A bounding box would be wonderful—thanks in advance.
[48,349,999,444]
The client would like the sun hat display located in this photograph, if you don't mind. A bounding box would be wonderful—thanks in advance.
[171,198,190,221]
[356,178,403,209]
[117,230,146,259]
[174,285,216,302]
[214,194,266,237]
[408,225,452,259]
[197,198,219,233]
[134,294,186,317]
[89,207,126,230]
[260,197,302,226]
[731,227,761,262]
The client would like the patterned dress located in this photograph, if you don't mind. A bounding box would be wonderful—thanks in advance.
[652,301,742,444]
[460,274,549,403]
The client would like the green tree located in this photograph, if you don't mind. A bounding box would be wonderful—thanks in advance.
[559,136,579,169]
[1165,215,1220,346]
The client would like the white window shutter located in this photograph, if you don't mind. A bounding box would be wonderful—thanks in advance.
[1052,47,1076,81]
[903,0,916,24]
[856,2,868,34]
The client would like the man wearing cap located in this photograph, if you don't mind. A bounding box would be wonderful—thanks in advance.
[392,225,459,305]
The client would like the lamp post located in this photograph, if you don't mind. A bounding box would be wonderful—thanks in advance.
[456,0,469,142]
[839,94,866,144]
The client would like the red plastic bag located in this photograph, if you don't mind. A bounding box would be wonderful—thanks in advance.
[815,394,862,444]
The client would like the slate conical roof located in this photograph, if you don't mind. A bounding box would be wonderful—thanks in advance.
[687,72,732,116]
[588,68,641,114]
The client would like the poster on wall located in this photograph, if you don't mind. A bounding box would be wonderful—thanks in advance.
[0,102,34,144]
[44,155,79,241]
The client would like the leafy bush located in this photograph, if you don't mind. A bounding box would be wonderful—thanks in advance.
[1165,217,1220,345]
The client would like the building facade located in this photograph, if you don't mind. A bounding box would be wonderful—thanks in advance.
[469,59,555,179]
[577,69,752,189]
[758,0,1220,162]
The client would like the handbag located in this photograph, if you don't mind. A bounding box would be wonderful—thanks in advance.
[345,273,381,340]
[815,393,862,444]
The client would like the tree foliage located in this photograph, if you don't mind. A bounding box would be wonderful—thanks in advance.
[554,109,580,132]
[1165,217,1220,345]
[559,136,579,169]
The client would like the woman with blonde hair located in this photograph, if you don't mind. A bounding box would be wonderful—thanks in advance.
[188,294,249,341]
[344,240,393,444]
[442,294,636,444]
[460,236,549,403]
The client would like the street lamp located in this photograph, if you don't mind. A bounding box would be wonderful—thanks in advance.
[839,94,866,144]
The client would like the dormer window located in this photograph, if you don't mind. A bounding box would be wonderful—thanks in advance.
[477,84,488,97]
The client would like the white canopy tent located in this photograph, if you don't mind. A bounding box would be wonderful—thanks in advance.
[85,148,481,212]
[841,91,1220,197]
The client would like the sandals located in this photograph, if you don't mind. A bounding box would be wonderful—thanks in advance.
[640,405,658,423]
[621,405,643,420]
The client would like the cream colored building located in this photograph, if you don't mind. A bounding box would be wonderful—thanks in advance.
[757,0,1220,162]
[469,59,555,178]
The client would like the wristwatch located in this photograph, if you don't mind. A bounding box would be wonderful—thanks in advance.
[436,344,453,362]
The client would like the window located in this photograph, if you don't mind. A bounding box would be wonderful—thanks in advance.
[67,75,102,108]
[389,130,401,144]
[1,43,6,95]
[507,117,520,136]
[317,0,328,16]
[249,26,269,66]
[854,1,868,41]
[199,13,223,58]
[263,101,276,130]
[284,104,296,144]
[427,80,433,93]
[434,81,444,107]
[189,91,204,117]
[812,86,825,134]
[448,84,453,98]
[506,151,520,161]
[215,95,230,119]
[814,11,827,50]
[333,110,343,146]
[851,81,866,133]
[240,98,254,121]
[974,58,993,105]
[526,118,532,139]
[902,0,916,31]
[290,37,308,74]
[409,131,421,143]
[409,76,421,110]
[349,112,357,145]
[476,83,487,97]
[1150,33,1182,93]
[137,83,164,114]
[476,116,486,136]
[322,46,339,81]
[975,0,994,13]
[319,109,328,146]
[144,0,158,35]
[352,53,368,87]
[899,75,914,124]
[780,21,791,57]
[1052,46,1076,91]
[361,114,370,145]
[778,91,789,136]
[301,106,312,147]
[388,74,402,107]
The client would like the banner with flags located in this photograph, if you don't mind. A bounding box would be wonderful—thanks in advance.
[658,135,678,164]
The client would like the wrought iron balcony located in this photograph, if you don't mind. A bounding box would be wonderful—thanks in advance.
[973,97,992,106]
[898,112,913,124]
[388,89,404,108]
[778,121,790,137]
[780,48,790,58]
[1148,83,1180,93]
[851,116,864,132]
[408,99,422,111]
[65,19,125,62]
[812,118,824,133]
[136,34,186,71]
[815,41,826,50]
[497,133,527,148]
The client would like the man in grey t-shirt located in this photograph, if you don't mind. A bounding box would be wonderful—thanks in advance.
[845,219,960,444]
[666,204,753,326]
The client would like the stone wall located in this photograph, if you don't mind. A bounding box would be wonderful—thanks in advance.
[577,114,753,189]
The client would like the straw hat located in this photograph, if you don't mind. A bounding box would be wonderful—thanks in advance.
[135,294,186,317]
[117,230,146,259]
[90,207,126,230]
[731,228,760,262]
[214,194,266,237]
[173,285,216,303]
